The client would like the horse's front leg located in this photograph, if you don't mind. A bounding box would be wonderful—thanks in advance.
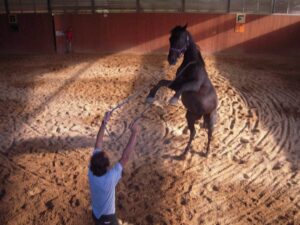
[169,78,202,105]
[146,79,173,104]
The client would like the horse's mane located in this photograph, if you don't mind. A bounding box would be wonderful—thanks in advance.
[170,25,185,36]
[187,32,205,67]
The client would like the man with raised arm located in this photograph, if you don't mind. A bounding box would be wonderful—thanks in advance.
[88,111,140,225]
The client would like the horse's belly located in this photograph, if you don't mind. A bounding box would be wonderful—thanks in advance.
[181,92,202,113]
[181,90,217,114]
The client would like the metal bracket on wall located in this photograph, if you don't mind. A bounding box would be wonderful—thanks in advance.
[272,0,276,13]
[47,0,52,14]
[182,0,186,12]
[91,0,95,13]
[227,0,231,13]
[4,0,9,14]
[136,0,141,12]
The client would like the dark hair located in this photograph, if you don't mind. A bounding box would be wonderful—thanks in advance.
[90,151,110,176]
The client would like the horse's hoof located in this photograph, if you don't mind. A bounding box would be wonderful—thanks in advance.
[201,122,208,129]
[169,97,179,105]
[182,127,189,134]
[146,96,155,104]
[172,153,186,160]
[199,152,208,157]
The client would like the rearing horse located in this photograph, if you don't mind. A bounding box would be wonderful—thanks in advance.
[146,24,218,157]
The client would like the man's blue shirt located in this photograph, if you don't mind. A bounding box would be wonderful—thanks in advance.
[88,148,123,219]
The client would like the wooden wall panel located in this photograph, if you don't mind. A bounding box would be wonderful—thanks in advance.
[0,14,55,54]
[54,13,300,54]
[0,13,299,54]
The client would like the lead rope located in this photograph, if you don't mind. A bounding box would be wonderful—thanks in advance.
[104,89,144,139]
[105,59,197,140]
[104,85,152,140]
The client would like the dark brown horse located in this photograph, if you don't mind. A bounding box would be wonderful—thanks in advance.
[146,24,218,157]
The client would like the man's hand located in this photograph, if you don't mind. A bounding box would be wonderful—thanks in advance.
[129,118,141,134]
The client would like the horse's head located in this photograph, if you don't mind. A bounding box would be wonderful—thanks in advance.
[168,24,189,65]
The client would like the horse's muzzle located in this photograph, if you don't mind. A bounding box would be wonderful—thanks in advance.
[168,52,177,65]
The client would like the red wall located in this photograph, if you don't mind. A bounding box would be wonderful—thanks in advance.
[0,14,55,54]
[54,13,300,54]
[0,13,299,54]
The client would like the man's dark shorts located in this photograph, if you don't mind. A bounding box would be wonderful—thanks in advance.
[92,212,119,225]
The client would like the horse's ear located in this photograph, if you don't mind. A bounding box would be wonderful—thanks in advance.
[183,23,188,30]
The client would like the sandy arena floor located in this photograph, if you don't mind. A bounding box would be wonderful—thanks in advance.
[0,53,299,225]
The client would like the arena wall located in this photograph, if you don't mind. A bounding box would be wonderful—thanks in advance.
[53,13,300,55]
[0,14,55,54]
[1,13,299,54]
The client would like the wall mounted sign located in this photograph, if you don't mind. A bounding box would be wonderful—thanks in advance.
[8,14,18,32]
[8,14,18,24]
[236,13,246,24]
[235,13,246,33]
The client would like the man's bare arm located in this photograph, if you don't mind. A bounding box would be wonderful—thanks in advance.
[119,119,140,167]
[94,111,111,150]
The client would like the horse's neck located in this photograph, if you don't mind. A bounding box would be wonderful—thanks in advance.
[182,41,205,67]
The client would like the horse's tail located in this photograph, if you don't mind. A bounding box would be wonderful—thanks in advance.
[210,108,217,128]
[203,109,217,130]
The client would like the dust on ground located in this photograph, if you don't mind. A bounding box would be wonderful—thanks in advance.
[0,53,299,225]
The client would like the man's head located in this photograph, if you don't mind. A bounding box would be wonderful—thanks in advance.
[90,151,110,176]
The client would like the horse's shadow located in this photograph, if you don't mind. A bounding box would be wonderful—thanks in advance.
[162,146,209,161]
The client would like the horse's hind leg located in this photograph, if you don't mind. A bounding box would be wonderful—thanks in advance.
[182,111,199,156]
[146,79,173,103]
[204,109,217,156]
